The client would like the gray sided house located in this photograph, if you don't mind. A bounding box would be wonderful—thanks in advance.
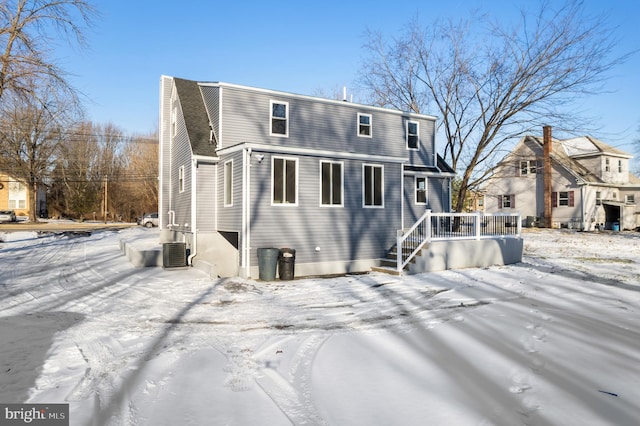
[484,131,640,231]
[159,76,455,278]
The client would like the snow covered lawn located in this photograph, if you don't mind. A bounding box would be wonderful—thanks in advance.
[1,227,639,425]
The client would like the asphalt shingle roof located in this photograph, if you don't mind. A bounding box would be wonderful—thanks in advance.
[173,78,217,157]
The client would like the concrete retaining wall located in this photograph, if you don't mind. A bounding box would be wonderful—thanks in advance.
[408,238,523,273]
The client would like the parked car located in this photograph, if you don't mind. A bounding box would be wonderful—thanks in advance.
[0,210,17,223]
[141,212,159,228]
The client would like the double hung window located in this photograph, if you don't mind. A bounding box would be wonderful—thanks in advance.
[416,177,427,204]
[272,157,297,205]
[224,161,233,206]
[321,161,343,206]
[270,101,288,136]
[358,113,372,137]
[407,121,419,149]
[363,164,383,207]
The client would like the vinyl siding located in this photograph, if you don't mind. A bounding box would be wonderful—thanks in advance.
[159,76,173,227]
[199,86,220,147]
[196,164,216,231]
[217,150,243,233]
[170,95,194,230]
[214,85,437,168]
[247,152,402,269]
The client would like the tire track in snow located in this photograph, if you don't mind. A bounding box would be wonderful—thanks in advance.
[509,301,553,424]
[255,335,328,425]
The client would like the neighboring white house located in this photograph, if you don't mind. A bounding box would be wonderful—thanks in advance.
[484,130,640,231]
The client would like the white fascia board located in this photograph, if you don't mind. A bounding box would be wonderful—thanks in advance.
[198,82,437,122]
[404,169,457,178]
[216,142,408,164]
[192,154,219,164]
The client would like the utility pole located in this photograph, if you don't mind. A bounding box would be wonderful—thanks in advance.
[104,175,108,224]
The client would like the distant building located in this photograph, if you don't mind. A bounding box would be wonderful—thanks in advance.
[0,172,46,217]
[483,129,640,230]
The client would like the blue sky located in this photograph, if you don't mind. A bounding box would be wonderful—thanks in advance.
[62,0,639,151]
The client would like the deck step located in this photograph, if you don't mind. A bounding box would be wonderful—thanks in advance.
[371,265,403,276]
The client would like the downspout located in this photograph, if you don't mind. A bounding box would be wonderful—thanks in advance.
[400,165,404,230]
[247,148,252,278]
[241,147,251,277]
[543,126,553,228]
[447,178,452,212]
[580,184,586,231]
[188,158,198,265]
[167,210,179,228]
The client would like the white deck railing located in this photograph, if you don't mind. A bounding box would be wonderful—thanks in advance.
[396,210,522,272]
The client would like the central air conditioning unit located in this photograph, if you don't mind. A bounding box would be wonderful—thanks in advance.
[163,242,187,269]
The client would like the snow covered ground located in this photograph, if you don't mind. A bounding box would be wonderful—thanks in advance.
[1,227,639,425]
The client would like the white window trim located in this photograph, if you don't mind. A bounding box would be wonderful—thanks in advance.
[178,165,185,193]
[271,156,298,206]
[501,194,513,209]
[171,106,177,138]
[224,160,233,207]
[415,176,427,205]
[558,191,570,206]
[362,163,384,208]
[270,100,289,137]
[520,160,537,176]
[406,120,420,150]
[357,113,372,138]
[319,160,344,207]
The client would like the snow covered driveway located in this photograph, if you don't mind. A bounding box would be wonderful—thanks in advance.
[1,228,639,425]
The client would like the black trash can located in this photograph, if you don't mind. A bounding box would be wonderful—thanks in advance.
[257,248,280,281]
[278,248,296,280]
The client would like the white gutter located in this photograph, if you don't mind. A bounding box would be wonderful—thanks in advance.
[217,142,408,164]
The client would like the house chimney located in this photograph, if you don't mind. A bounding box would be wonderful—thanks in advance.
[543,125,552,228]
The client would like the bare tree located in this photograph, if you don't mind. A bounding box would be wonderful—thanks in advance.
[0,81,77,221]
[51,121,102,216]
[49,125,157,221]
[360,1,628,211]
[121,133,158,219]
[0,0,96,102]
